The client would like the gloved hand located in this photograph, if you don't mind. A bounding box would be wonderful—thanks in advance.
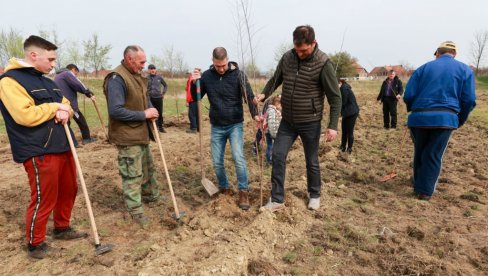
[85,89,94,98]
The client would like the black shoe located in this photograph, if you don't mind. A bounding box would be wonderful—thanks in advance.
[28,242,51,259]
[158,127,166,133]
[346,148,352,154]
[82,137,97,145]
[339,145,346,152]
[185,128,197,133]
[53,227,88,240]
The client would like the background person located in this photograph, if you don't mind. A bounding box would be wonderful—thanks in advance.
[54,63,97,145]
[147,64,168,133]
[377,70,403,129]
[104,45,161,228]
[256,25,342,211]
[191,47,259,210]
[265,95,282,165]
[403,41,476,200]
[0,35,87,259]
[339,78,359,153]
[185,71,198,133]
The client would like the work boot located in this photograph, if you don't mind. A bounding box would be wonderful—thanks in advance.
[132,213,150,228]
[219,188,233,196]
[53,227,88,240]
[27,242,52,259]
[238,190,250,210]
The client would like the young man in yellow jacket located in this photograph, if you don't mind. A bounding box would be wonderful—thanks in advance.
[0,35,87,259]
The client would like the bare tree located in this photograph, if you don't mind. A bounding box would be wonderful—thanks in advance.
[83,33,112,77]
[231,0,261,78]
[149,55,164,71]
[0,28,24,67]
[65,40,84,69]
[471,30,488,76]
[273,41,293,66]
[162,45,187,77]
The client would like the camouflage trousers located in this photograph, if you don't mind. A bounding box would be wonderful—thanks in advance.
[117,144,160,215]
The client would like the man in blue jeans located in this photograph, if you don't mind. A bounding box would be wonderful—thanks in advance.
[256,25,342,211]
[191,47,259,210]
[404,41,476,200]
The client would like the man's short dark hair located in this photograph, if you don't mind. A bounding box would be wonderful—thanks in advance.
[212,47,228,60]
[293,25,315,45]
[66,64,79,71]
[23,35,57,51]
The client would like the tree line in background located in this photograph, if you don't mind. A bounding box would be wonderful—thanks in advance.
[1,26,488,78]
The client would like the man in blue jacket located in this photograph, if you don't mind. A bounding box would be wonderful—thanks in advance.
[54,64,97,145]
[404,41,476,200]
[191,47,259,210]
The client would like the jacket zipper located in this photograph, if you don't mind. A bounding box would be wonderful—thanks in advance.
[291,61,300,121]
[43,127,53,148]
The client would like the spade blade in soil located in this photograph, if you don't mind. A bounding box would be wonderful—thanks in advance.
[95,243,114,255]
[202,177,219,196]
[379,171,397,182]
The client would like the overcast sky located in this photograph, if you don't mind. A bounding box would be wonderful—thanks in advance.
[2,0,487,72]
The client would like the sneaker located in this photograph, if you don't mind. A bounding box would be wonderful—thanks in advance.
[259,198,285,212]
[82,137,97,145]
[53,227,88,240]
[308,198,320,210]
[28,242,51,259]
[132,213,150,228]
[158,127,166,133]
[219,188,233,196]
[238,190,250,210]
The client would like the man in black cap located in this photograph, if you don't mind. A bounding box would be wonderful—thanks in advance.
[147,64,168,132]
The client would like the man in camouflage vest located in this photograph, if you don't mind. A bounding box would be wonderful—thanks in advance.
[103,45,160,228]
[257,25,342,212]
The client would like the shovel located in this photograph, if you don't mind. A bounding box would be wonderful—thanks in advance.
[151,120,186,220]
[379,127,409,182]
[90,97,109,141]
[63,124,114,255]
[196,80,219,196]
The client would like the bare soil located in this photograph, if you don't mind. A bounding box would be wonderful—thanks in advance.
[0,91,487,275]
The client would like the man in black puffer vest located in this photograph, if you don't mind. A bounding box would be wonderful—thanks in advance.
[257,25,342,212]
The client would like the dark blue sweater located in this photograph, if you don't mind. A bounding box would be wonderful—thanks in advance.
[193,62,257,126]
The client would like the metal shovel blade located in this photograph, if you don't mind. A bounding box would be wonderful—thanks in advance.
[95,243,114,255]
[202,177,219,196]
[171,211,187,220]
[379,171,397,182]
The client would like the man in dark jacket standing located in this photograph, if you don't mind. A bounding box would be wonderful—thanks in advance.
[256,25,342,211]
[54,64,97,145]
[147,64,168,133]
[377,70,403,129]
[191,47,259,210]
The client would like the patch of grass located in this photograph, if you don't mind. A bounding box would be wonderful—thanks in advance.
[282,251,298,264]
[463,209,473,217]
[470,204,480,210]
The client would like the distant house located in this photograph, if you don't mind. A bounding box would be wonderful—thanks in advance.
[368,65,407,79]
[0,67,4,74]
[352,63,368,79]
